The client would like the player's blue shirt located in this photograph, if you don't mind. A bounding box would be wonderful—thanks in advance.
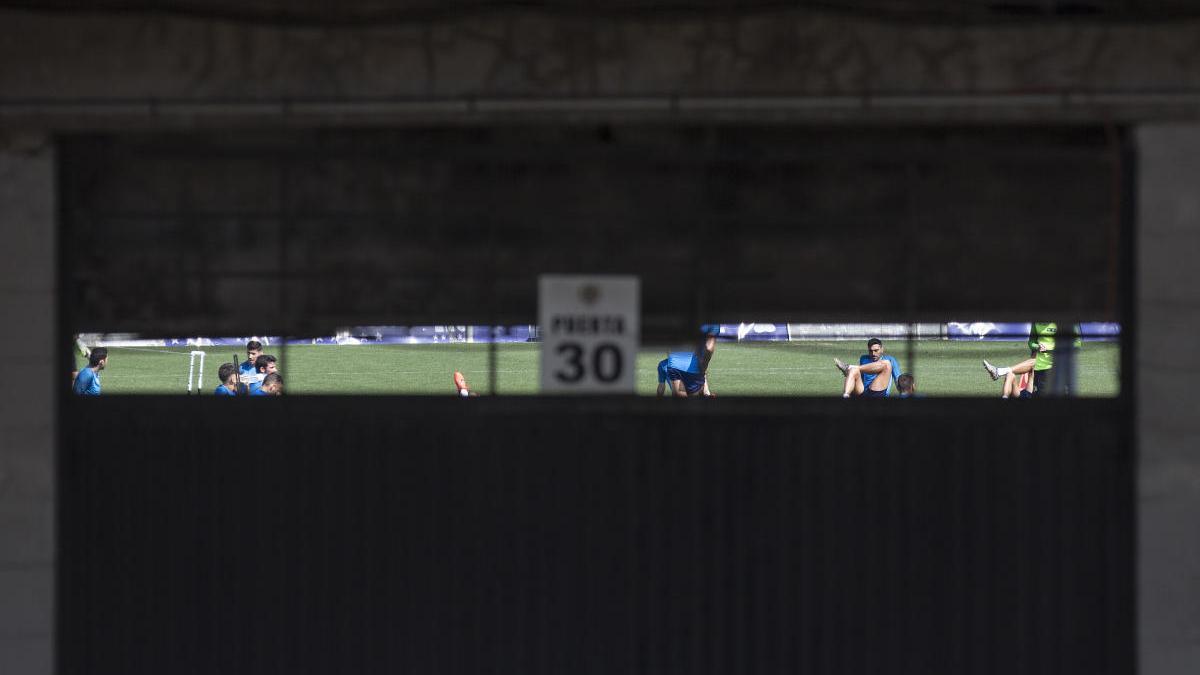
[666,351,701,374]
[664,351,705,394]
[239,360,258,381]
[248,381,264,395]
[859,354,901,395]
[656,359,670,384]
[213,385,237,396]
[72,367,101,395]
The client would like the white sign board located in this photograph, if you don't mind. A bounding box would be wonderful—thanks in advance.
[539,275,639,394]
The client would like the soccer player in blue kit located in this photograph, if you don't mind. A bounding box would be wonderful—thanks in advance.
[72,347,107,395]
[251,373,283,396]
[656,326,718,397]
[213,363,239,396]
[239,340,263,392]
[835,338,902,398]
[247,354,278,395]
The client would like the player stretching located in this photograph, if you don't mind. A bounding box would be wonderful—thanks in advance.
[659,326,718,398]
[983,349,1036,399]
[72,347,108,396]
[656,355,714,397]
[983,322,1081,397]
[834,338,901,398]
[453,371,478,397]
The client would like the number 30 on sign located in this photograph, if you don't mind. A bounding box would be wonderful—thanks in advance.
[538,275,640,394]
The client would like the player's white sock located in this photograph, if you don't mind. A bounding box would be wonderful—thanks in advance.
[842,393,850,399]
[996,366,1011,376]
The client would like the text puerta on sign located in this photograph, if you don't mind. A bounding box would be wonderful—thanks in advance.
[539,275,640,394]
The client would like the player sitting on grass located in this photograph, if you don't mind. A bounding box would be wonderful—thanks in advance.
[248,354,278,395]
[984,353,1036,399]
[834,338,901,398]
[72,347,107,396]
[252,372,282,396]
[983,349,1037,399]
[661,326,719,398]
[213,363,239,396]
[984,322,1081,397]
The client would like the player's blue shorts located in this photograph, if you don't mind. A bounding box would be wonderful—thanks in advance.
[656,359,670,384]
[859,387,888,399]
[667,367,705,395]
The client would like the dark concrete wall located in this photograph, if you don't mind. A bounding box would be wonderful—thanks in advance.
[3,8,1200,125]
[60,126,1119,338]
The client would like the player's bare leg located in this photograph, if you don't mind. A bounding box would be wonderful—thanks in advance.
[860,359,892,393]
[841,366,865,397]
[1002,371,1019,398]
[840,360,890,397]
[698,334,717,373]
[984,357,1036,381]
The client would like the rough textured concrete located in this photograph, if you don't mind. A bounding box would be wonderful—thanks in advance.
[1137,124,1200,675]
[0,132,55,675]
[3,9,1200,125]
[3,10,1200,98]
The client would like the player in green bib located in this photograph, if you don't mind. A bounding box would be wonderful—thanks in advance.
[1027,322,1082,372]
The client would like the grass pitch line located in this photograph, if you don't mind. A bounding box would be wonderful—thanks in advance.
[108,346,201,356]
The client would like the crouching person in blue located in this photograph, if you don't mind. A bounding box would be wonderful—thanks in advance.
[657,325,718,398]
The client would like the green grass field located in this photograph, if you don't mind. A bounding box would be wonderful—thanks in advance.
[77,340,1121,397]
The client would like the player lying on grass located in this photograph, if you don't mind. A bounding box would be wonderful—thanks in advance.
[250,372,283,396]
[655,326,718,398]
[897,373,918,398]
[834,338,902,398]
[248,354,278,395]
[213,363,239,396]
[72,347,107,396]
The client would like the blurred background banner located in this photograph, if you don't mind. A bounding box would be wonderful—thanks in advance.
[945,322,1122,341]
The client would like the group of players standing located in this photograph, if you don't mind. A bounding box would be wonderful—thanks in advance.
[213,340,284,396]
[69,339,285,396]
